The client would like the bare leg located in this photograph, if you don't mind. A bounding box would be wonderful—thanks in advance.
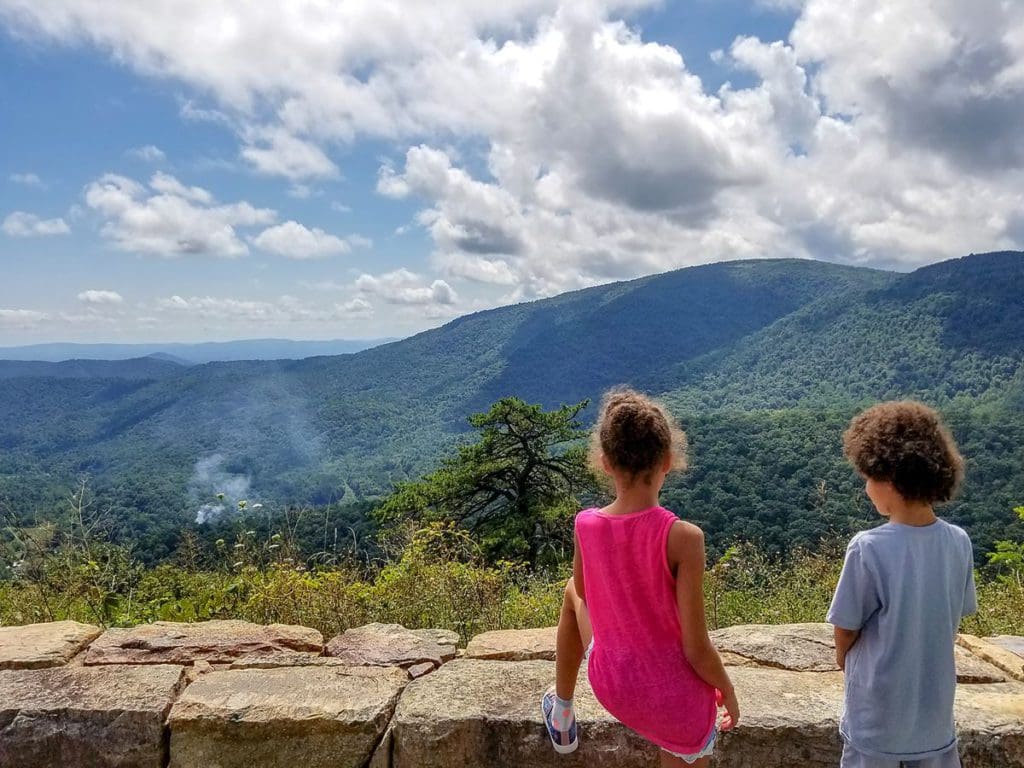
[660,751,709,768]
[555,577,593,701]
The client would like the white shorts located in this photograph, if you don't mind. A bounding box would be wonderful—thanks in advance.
[840,740,962,768]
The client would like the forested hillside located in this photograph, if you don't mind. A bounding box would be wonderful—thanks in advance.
[0,252,1021,561]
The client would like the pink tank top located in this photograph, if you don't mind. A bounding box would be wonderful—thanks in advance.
[576,506,716,755]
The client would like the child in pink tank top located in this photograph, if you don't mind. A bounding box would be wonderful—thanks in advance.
[542,389,740,767]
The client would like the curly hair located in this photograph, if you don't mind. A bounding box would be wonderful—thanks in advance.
[589,388,688,484]
[843,401,964,504]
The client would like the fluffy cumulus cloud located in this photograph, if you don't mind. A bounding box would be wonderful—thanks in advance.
[77,289,123,305]
[241,127,338,180]
[252,220,356,260]
[4,0,1024,298]
[355,268,458,312]
[2,211,70,237]
[83,172,275,257]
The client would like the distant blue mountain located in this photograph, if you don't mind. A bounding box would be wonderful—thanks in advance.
[0,338,396,364]
[0,356,184,380]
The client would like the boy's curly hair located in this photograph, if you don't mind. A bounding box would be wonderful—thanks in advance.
[843,401,964,504]
[589,388,687,484]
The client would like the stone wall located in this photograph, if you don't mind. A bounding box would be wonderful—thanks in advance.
[0,620,1021,767]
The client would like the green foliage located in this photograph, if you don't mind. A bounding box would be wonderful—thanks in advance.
[0,252,1022,565]
[376,398,596,565]
[0,519,566,641]
[984,505,1024,591]
[3,527,1020,637]
[704,543,845,629]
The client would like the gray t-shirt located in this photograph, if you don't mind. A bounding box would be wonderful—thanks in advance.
[827,519,976,760]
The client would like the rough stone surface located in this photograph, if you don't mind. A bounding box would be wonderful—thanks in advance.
[169,665,407,768]
[390,658,658,768]
[369,725,394,768]
[956,646,1009,684]
[0,620,102,670]
[408,662,435,679]
[229,654,351,670]
[960,635,1024,682]
[991,636,1024,659]
[83,620,323,666]
[1,620,1019,768]
[954,682,1024,766]
[0,663,185,768]
[409,628,459,661]
[712,623,838,672]
[326,623,444,669]
[387,647,1024,768]
[464,627,557,661]
[713,623,1007,683]
[714,667,845,767]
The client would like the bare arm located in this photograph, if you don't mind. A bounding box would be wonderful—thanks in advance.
[573,529,585,603]
[834,626,860,671]
[671,521,739,729]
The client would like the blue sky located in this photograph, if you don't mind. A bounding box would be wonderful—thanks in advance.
[1,1,1022,344]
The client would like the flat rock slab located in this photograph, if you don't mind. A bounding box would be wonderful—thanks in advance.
[714,667,845,767]
[409,628,459,661]
[464,627,557,661]
[388,657,1024,768]
[0,663,185,768]
[408,662,435,679]
[954,681,1024,767]
[0,620,102,669]
[712,623,838,672]
[390,659,658,768]
[956,646,1009,684]
[713,624,1007,683]
[959,635,1024,682]
[83,620,323,665]
[229,654,351,670]
[326,623,443,669]
[169,665,407,768]
[991,636,1024,659]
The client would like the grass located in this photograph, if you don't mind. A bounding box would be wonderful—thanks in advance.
[2,526,1020,640]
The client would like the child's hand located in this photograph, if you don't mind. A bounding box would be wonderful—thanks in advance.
[715,687,740,731]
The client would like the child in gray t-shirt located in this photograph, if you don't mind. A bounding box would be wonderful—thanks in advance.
[827,401,976,768]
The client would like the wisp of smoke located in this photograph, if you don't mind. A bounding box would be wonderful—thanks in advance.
[190,453,256,524]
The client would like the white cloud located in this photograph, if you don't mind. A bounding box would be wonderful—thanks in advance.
[435,252,519,285]
[338,296,373,317]
[0,309,49,328]
[4,0,1024,298]
[2,211,70,237]
[789,0,1024,171]
[148,171,213,204]
[9,172,44,188]
[252,220,353,260]
[241,127,339,180]
[127,145,166,162]
[84,172,275,257]
[77,289,124,305]
[155,293,369,322]
[356,268,459,307]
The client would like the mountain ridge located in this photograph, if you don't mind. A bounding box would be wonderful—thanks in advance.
[0,252,1021,560]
